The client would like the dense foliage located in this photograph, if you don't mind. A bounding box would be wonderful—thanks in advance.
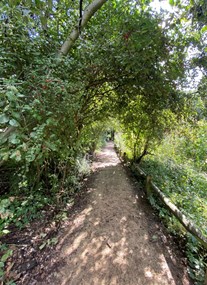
[140,121,207,282]
[0,0,207,283]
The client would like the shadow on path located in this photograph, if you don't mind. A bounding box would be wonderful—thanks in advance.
[38,143,191,285]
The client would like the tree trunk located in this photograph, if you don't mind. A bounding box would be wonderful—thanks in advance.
[59,0,108,56]
[135,141,149,164]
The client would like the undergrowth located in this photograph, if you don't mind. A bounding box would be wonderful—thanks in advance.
[0,155,92,284]
[140,131,207,284]
[115,123,207,284]
[0,155,91,235]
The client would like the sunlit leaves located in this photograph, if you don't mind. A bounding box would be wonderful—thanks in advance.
[0,114,9,124]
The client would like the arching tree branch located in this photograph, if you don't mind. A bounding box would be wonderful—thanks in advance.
[79,0,83,33]
[59,0,108,56]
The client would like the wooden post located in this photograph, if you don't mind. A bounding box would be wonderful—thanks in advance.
[132,163,207,283]
[146,175,152,197]
[133,163,207,249]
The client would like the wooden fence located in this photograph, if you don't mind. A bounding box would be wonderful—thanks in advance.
[115,146,207,283]
[131,162,207,284]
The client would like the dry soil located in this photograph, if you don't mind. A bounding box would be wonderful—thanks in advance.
[41,142,192,285]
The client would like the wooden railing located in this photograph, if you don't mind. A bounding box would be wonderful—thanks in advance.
[132,163,207,249]
[132,162,207,284]
[115,146,207,283]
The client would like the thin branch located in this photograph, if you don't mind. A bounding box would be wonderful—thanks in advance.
[59,0,108,56]
[79,0,83,33]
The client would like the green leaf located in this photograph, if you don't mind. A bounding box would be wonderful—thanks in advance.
[12,112,21,120]
[25,0,32,5]
[40,16,47,27]
[10,136,20,144]
[7,86,18,93]
[10,150,22,161]
[6,91,17,101]
[0,269,4,277]
[35,0,41,8]
[50,237,58,245]
[9,119,19,127]
[45,141,57,151]
[48,0,53,10]
[201,26,207,34]
[39,242,47,250]
[0,199,11,210]
[2,152,9,160]
[0,136,8,145]
[8,281,17,285]
[0,114,9,124]
[0,262,4,268]
[1,249,13,262]
[9,133,19,144]
[17,93,25,98]
[30,132,36,138]
[26,152,36,162]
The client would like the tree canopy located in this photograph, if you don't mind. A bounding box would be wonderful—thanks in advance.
[1,0,206,193]
[1,0,207,282]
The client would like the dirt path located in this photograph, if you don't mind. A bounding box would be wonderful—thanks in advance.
[43,143,191,285]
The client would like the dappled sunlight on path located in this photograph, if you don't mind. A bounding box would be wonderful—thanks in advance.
[44,142,191,285]
[92,142,120,169]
